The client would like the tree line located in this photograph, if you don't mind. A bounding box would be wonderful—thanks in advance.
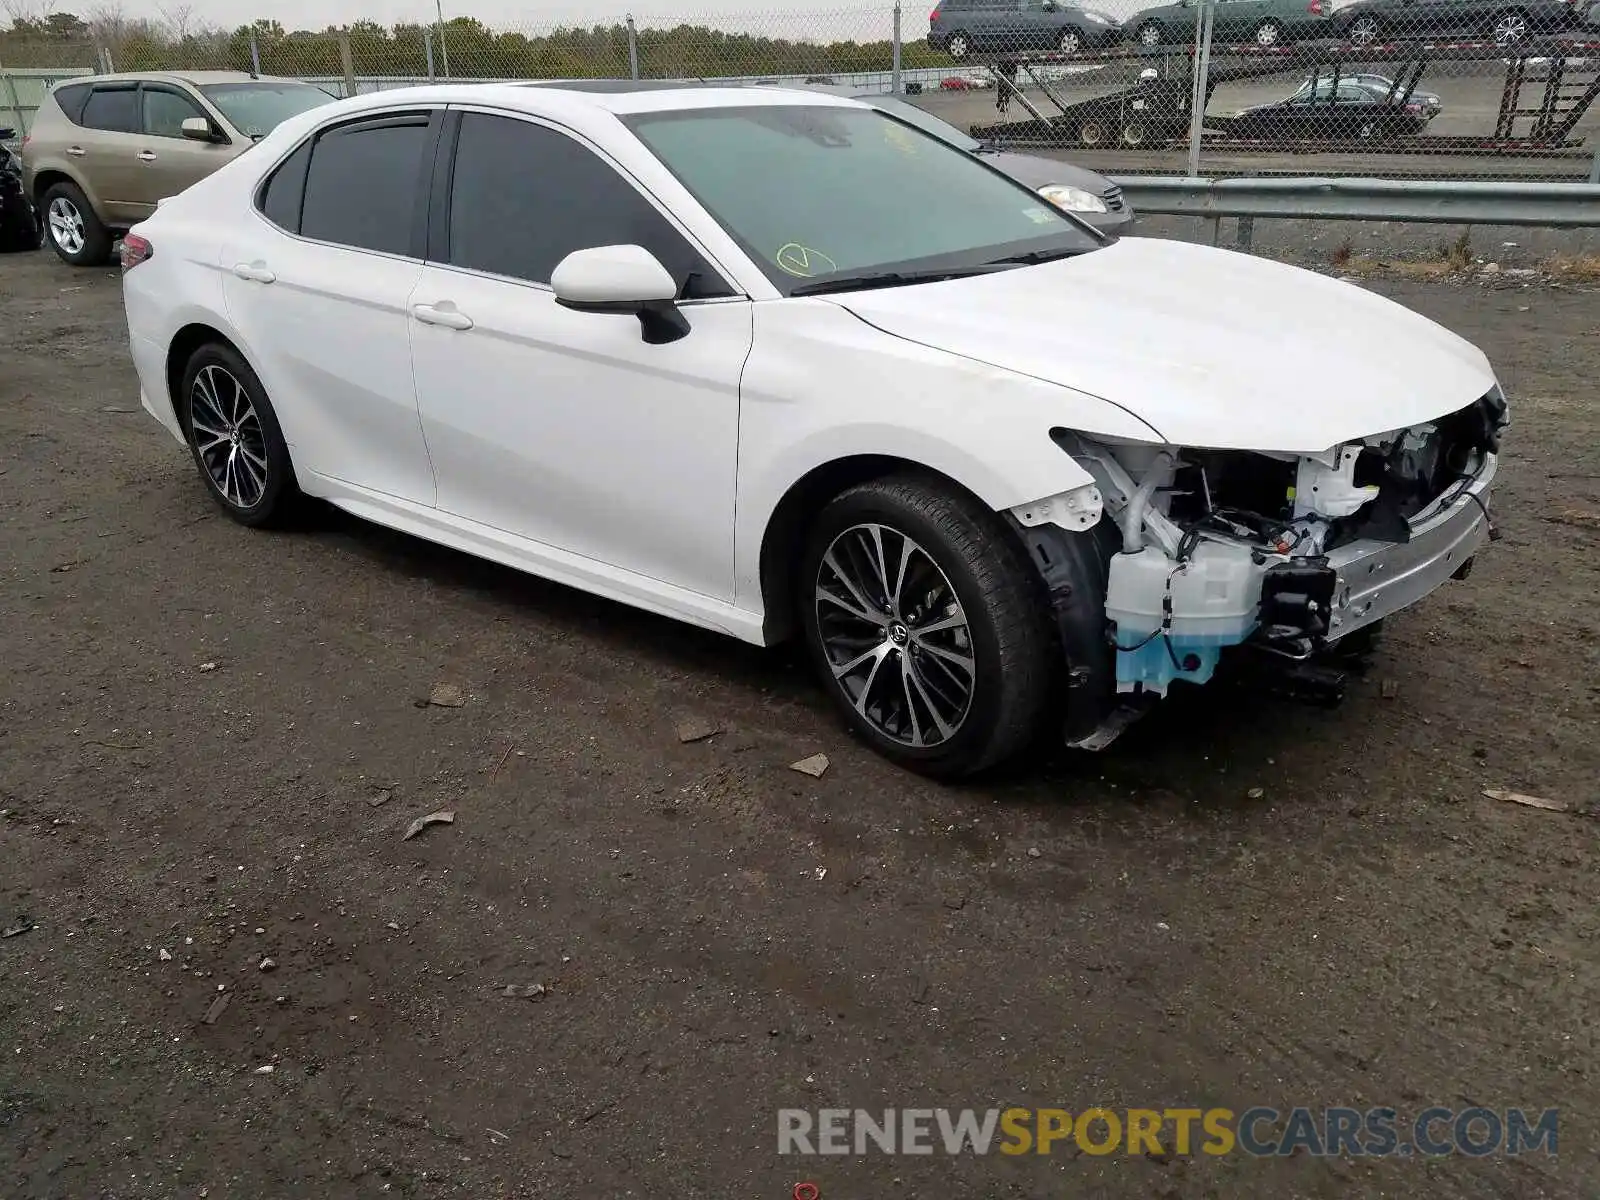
[0,9,950,78]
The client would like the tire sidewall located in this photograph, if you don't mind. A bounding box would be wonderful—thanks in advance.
[797,485,1031,775]
[178,343,295,526]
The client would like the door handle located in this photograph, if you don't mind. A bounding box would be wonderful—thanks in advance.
[412,302,473,331]
[137,150,157,161]
[65,146,85,156]
[232,262,276,284]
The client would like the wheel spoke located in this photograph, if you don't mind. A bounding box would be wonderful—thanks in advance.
[831,643,886,681]
[904,654,955,743]
[191,420,229,453]
[910,610,965,637]
[914,639,974,676]
[899,662,926,747]
[820,549,888,627]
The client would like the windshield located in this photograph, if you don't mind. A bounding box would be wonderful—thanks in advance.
[625,104,1102,295]
[199,81,336,138]
[857,93,983,152]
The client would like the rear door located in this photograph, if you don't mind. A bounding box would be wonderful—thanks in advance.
[134,83,234,215]
[74,83,144,222]
[220,109,441,506]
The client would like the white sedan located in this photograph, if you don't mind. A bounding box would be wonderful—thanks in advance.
[120,81,1507,777]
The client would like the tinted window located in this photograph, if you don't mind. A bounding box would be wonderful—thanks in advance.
[259,138,313,232]
[81,87,139,134]
[143,86,206,138]
[300,116,430,256]
[446,112,731,298]
[52,83,92,124]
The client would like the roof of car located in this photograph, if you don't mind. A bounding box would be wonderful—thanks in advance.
[299,80,864,118]
[58,70,309,87]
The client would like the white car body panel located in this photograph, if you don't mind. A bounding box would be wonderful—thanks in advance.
[120,79,1503,683]
[829,236,1497,455]
[407,263,752,602]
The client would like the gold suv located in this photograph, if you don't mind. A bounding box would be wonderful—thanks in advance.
[23,70,335,266]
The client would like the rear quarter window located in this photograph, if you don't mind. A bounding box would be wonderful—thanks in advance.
[51,83,92,125]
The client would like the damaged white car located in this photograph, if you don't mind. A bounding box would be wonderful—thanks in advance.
[120,82,1506,778]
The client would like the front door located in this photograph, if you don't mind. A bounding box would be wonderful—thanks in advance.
[406,108,752,602]
[133,83,234,218]
[221,109,440,507]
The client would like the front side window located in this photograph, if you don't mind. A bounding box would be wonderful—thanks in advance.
[80,86,139,134]
[300,114,431,256]
[445,111,732,298]
[198,81,335,139]
[142,86,207,139]
[625,103,1102,295]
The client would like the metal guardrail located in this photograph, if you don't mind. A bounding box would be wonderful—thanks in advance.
[1110,175,1600,228]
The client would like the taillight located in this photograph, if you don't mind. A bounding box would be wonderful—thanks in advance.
[120,233,152,269]
[929,7,939,21]
[1307,0,1323,13]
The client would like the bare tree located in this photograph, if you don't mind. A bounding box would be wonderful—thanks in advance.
[158,2,193,42]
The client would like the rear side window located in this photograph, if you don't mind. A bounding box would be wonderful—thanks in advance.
[299,114,431,256]
[444,111,732,298]
[51,83,92,125]
[80,86,139,134]
[257,138,313,232]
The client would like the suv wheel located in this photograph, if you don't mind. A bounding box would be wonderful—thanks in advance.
[946,30,972,58]
[1058,28,1083,53]
[41,180,113,266]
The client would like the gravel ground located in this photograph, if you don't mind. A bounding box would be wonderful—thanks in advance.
[1,241,1598,1199]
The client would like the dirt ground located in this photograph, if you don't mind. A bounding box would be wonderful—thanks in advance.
[1,241,1598,1200]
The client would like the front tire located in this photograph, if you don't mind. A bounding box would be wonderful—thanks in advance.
[179,342,300,527]
[41,180,113,266]
[798,475,1059,778]
[1254,18,1284,44]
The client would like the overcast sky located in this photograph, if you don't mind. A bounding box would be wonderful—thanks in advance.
[109,0,910,37]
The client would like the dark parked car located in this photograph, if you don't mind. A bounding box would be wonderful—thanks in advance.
[928,0,1124,58]
[1334,0,1584,44]
[801,85,1135,236]
[1223,73,1434,137]
[1290,70,1443,117]
[1126,0,1331,46]
[0,128,41,252]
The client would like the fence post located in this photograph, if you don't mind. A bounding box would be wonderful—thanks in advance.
[435,0,452,78]
[338,31,355,97]
[1184,0,1215,178]
[248,29,262,76]
[424,27,437,82]
[1589,143,1600,185]
[626,15,640,81]
[892,1,903,96]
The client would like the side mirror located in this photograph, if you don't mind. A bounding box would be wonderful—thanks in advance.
[0,127,15,141]
[552,244,689,344]
[181,116,219,142]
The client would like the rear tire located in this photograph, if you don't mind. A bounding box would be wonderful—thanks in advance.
[41,180,113,266]
[1254,18,1284,44]
[1135,20,1165,46]
[178,342,302,528]
[946,29,972,59]
[798,475,1060,779]
[1058,28,1083,53]
[1345,14,1383,44]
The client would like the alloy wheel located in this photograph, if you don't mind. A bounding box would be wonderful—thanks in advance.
[1348,16,1380,43]
[189,364,268,509]
[813,523,975,749]
[1138,22,1162,45]
[1059,30,1082,53]
[47,196,85,255]
[1256,21,1281,44]
[948,32,970,57]
[1491,12,1527,43]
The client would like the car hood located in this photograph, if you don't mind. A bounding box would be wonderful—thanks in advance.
[825,236,1496,454]
[976,147,1114,195]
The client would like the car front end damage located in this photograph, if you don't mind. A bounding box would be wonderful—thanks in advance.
[1013,384,1509,747]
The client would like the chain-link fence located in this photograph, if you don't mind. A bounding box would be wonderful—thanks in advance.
[4,2,1599,181]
